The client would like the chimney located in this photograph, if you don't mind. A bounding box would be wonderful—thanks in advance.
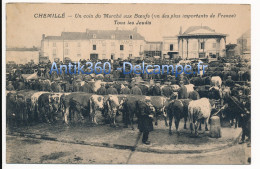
[42,34,45,40]
[179,26,182,35]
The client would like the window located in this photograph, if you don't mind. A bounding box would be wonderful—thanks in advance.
[120,45,124,51]
[129,35,133,39]
[53,42,56,47]
[65,49,69,55]
[200,42,205,50]
[93,34,96,38]
[212,43,216,48]
[77,42,81,47]
[170,44,174,51]
[93,45,96,50]
[65,42,68,47]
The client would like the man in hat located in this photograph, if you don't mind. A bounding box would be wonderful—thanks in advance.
[121,84,131,95]
[136,99,154,145]
[161,82,173,97]
[131,83,142,95]
[107,84,118,95]
[6,81,14,91]
[178,81,188,99]
[225,76,235,87]
[149,82,161,96]
[239,104,251,146]
[51,80,62,92]
[73,79,81,92]
[97,83,107,95]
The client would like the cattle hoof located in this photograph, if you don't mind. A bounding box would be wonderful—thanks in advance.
[205,128,209,131]
[155,122,158,126]
[131,127,135,131]
[169,131,173,135]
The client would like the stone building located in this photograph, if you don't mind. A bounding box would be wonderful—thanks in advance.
[40,28,146,62]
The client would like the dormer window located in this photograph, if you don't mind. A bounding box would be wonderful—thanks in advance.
[129,35,133,39]
[93,34,96,38]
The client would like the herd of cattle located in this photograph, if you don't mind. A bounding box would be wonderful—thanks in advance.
[6,74,250,136]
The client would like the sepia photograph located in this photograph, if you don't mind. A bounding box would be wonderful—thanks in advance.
[3,2,253,166]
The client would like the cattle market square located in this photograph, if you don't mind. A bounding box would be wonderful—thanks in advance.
[6,26,251,164]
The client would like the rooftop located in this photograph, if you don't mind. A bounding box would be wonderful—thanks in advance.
[44,28,145,40]
[178,26,227,37]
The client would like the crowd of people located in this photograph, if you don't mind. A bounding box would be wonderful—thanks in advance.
[6,56,251,145]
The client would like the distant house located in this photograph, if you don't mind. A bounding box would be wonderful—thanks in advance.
[162,36,179,59]
[237,30,250,59]
[178,26,227,60]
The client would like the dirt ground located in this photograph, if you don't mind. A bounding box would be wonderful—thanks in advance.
[6,134,250,164]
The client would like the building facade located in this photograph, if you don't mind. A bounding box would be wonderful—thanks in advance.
[40,26,228,62]
[144,41,163,58]
[40,28,146,62]
[237,30,250,59]
[162,36,179,59]
[178,26,227,60]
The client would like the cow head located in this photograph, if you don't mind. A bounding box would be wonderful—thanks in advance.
[145,100,155,113]
[118,98,126,112]
[92,95,104,110]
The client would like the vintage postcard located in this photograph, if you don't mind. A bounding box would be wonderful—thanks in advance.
[4,3,251,165]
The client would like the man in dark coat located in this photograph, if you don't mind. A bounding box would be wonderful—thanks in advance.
[120,85,131,94]
[178,81,188,99]
[97,83,107,95]
[107,85,118,95]
[6,81,15,91]
[149,83,161,96]
[225,76,235,87]
[51,81,62,92]
[80,81,93,93]
[161,82,173,97]
[136,100,154,145]
[239,99,251,145]
[131,84,142,95]
[73,80,81,92]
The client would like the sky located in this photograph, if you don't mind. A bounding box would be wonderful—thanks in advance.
[6,3,250,48]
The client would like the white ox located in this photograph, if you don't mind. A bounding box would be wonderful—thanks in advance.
[92,80,102,93]
[106,95,123,126]
[185,84,195,97]
[89,95,104,124]
[211,76,222,87]
[31,91,48,114]
[188,98,212,135]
